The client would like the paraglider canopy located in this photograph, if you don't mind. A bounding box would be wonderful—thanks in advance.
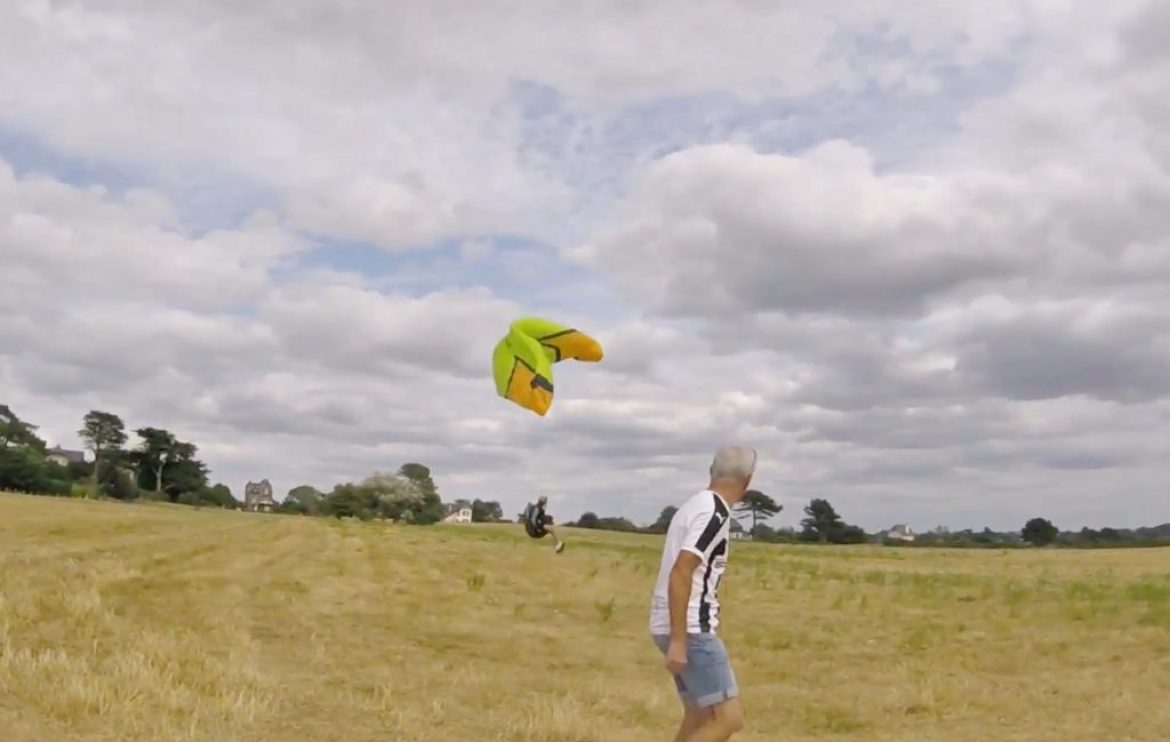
[492,317,603,415]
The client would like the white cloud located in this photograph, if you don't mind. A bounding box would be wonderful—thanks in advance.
[0,162,305,312]
[259,283,519,379]
[572,139,1025,318]
[2,1,1170,532]
[0,0,1039,251]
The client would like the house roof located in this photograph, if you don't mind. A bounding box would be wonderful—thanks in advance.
[46,446,86,463]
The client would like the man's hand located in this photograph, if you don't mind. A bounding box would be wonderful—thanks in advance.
[666,550,700,675]
[665,639,688,674]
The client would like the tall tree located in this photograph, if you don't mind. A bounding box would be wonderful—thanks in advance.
[160,441,208,501]
[78,410,127,497]
[320,482,379,520]
[200,483,239,509]
[130,427,178,494]
[1022,517,1058,546]
[362,471,430,521]
[471,499,503,522]
[284,485,324,515]
[0,405,44,450]
[735,490,782,535]
[835,524,869,544]
[800,498,843,543]
[398,462,443,524]
[596,515,638,532]
[647,506,678,534]
[575,511,601,529]
[287,484,323,501]
[399,463,436,494]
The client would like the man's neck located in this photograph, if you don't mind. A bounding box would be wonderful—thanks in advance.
[709,483,745,506]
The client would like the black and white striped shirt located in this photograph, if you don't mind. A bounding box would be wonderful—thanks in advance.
[649,489,731,635]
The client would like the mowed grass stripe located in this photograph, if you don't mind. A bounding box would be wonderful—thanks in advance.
[1,493,1168,741]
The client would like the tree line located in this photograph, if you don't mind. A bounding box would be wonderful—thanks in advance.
[565,492,868,543]
[908,517,1170,549]
[564,491,1170,549]
[274,466,504,525]
[1,405,234,506]
[0,404,503,526]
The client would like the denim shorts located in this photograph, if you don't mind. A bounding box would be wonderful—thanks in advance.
[652,633,738,708]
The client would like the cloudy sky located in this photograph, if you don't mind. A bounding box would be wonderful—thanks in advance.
[3,1,1168,532]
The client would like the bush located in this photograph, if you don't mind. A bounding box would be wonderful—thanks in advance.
[0,447,74,495]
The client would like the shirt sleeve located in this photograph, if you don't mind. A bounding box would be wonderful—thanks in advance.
[679,500,726,561]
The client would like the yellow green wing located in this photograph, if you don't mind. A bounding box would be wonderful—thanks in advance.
[492,317,603,415]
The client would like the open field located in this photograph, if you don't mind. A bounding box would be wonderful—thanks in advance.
[1,494,1169,741]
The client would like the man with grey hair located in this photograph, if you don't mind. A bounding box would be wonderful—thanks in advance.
[649,444,756,741]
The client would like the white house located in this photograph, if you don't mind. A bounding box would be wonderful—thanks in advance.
[886,524,915,542]
[443,505,473,524]
[45,446,86,468]
[729,518,749,540]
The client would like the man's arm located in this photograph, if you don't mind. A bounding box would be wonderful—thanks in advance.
[668,550,701,642]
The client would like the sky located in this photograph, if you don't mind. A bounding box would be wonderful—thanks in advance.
[2,0,1169,532]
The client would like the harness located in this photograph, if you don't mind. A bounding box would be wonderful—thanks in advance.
[523,502,548,537]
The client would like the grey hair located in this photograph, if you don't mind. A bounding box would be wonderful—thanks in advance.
[709,444,757,481]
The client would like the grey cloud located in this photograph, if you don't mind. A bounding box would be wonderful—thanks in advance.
[782,395,1166,491]
[953,302,1170,403]
[1012,449,1136,471]
[1,302,282,398]
[1117,1,1170,66]
[258,283,518,380]
[783,343,957,412]
[588,320,709,377]
[788,405,998,451]
[696,312,960,413]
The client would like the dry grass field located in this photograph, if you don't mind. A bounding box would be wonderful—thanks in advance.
[1,492,1168,741]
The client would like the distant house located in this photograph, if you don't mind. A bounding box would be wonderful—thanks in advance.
[243,479,276,512]
[730,518,749,540]
[886,524,915,542]
[45,446,86,467]
[443,504,473,524]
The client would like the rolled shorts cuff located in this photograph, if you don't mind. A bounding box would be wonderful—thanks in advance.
[691,686,738,708]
